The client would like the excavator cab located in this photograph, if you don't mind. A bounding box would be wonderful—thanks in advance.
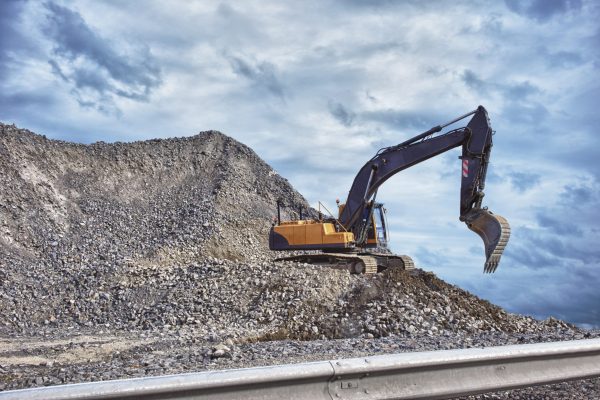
[365,203,389,249]
[375,204,389,247]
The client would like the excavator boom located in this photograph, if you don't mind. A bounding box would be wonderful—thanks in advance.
[336,106,510,272]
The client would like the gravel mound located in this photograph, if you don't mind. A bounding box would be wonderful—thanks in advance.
[0,122,307,333]
[0,123,306,265]
[0,122,597,398]
[1,257,573,339]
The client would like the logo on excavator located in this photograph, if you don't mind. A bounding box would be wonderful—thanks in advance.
[462,159,469,178]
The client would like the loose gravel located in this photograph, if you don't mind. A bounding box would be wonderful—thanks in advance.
[0,123,598,398]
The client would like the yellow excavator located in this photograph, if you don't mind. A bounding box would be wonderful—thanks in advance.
[269,106,510,274]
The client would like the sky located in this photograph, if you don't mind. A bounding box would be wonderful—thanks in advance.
[1,0,599,328]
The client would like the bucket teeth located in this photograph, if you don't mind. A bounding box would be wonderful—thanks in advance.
[464,210,511,273]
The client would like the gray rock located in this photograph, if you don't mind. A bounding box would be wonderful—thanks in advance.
[0,122,597,398]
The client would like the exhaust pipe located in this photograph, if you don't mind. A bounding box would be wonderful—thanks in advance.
[463,209,511,273]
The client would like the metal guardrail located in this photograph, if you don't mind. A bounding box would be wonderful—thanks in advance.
[1,338,599,400]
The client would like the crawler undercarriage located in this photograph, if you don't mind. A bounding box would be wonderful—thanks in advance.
[276,252,415,274]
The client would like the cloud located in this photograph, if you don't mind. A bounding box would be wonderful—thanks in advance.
[459,70,551,128]
[328,101,355,127]
[560,183,596,206]
[537,213,583,237]
[225,53,286,101]
[539,48,584,68]
[42,2,162,113]
[462,69,542,101]
[500,102,550,125]
[507,171,540,192]
[0,91,54,110]
[503,81,540,99]
[498,267,600,327]
[0,0,31,80]
[504,0,582,22]
[504,239,560,270]
[414,246,447,268]
[505,209,600,270]
[462,69,487,93]
[360,109,444,132]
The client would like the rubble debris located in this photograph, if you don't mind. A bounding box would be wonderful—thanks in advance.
[0,123,597,398]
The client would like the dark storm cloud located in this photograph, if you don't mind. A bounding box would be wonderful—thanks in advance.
[462,69,542,101]
[0,91,54,111]
[562,89,600,180]
[504,230,560,269]
[500,102,549,125]
[43,2,161,110]
[537,213,583,237]
[328,101,355,127]
[504,181,600,292]
[560,183,596,205]
[0,1,64,121]
[513,262,600,327]
[504,239,551,270]
[506,224,600,270]
[507,171,540,192]
[556,298,600,328]
[225,54,285,101]
[457,61,548,127]
[0,91,58,132]
[71,68,113,94]
[504,0,582,22]
[503,81,540,99]
[507,270,600,327]
[538,234,599,264]
[0,1,20,52]
[462,70,487,93]
[0,0,30,80]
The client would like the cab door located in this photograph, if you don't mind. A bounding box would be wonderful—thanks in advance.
[375,204,389,248]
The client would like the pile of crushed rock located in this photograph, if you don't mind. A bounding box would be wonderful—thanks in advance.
[1,257,573,338]
[0,123,597,398]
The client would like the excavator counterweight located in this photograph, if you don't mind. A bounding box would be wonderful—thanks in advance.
[270,106,510,274]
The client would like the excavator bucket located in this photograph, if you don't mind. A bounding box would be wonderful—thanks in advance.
[464,209,511,273]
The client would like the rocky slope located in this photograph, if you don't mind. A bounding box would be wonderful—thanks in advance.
[0,123,309,333]
[0,122,598,398]
[0,123,307,265]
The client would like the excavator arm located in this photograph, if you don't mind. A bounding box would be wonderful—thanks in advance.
[338,106,510,272]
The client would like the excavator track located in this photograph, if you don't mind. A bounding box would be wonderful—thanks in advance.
[354,256,378,274]
[275,252,415,274]
[397,255,415,271]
